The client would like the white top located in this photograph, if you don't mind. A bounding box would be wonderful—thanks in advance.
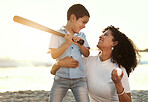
[84,55,130,102]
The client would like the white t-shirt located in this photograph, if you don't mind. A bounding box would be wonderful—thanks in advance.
[84,55,130,102]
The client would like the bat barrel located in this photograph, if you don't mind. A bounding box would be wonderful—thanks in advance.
[13,16,84,45]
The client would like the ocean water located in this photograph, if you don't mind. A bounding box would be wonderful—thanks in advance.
[0,66,54,92]
[0,52,148,92]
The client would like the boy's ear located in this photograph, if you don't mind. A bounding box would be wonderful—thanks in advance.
[70,14,76,22]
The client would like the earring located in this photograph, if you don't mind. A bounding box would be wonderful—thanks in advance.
[111,44,114,50]
[111,47,114,50]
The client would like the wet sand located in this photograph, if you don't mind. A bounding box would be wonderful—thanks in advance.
[0,90,148,102]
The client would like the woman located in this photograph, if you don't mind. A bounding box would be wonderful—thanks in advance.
[51,25,140,102]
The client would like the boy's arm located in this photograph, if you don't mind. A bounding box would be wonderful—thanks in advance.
[50,43,69,59]
[50,34,72,59]
[51,57,79,75]
[79,45,90,57]
[72,36,90,57]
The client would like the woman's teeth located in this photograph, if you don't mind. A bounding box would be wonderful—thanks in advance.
[100,40,103,43]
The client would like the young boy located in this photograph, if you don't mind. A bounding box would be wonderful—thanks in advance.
[49,4,90,102]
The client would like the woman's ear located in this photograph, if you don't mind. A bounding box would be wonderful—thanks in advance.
[113,41,118,46]
[70,14,76,22]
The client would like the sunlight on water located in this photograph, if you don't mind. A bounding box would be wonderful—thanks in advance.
[0,52,147,92]
[0,67,54,92]
[0,65,148,92]
[129,64,148,90]
[140,52,148,61]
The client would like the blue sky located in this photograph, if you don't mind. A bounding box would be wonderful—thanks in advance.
[0,0,148,59]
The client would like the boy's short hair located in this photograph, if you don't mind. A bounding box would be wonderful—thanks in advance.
[67,4,90,21]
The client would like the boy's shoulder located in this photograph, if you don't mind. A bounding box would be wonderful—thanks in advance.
[57,26,86,38]
[57,26,67,34]
[78,32,84,35]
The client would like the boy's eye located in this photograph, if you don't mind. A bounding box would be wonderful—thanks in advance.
[82,21,86,24]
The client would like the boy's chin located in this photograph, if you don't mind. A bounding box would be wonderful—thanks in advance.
[74,31,79,34]
[75,30,81,34]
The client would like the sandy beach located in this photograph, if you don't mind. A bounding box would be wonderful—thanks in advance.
[0,90,148,102]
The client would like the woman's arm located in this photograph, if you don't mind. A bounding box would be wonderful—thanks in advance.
[50,57,79,75]
[50,62,60,75]
[111,69,131,102]
[115,81,131,102]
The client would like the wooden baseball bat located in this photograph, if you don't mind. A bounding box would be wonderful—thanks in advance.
[13,16,84,45]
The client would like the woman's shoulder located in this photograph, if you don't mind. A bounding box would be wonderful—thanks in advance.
[83,55,99,63]
[119,67,127,74]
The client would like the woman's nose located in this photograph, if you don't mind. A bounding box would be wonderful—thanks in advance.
[99,35,102,38]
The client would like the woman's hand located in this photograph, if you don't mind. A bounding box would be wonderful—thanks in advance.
[111,69,123,84]
[51,57,79,75]
[58,57,79,68]
[111,69,131,102]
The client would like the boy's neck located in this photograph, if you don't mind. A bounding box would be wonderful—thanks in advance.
[65,24,75,35]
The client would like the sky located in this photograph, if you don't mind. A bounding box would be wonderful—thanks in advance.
[0,0,148,60]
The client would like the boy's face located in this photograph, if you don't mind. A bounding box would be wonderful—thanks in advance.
[71,15,89,34]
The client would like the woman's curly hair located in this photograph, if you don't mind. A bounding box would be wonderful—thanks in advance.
[102,25,140,76]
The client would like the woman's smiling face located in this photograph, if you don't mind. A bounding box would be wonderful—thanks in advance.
[97,30,114,50]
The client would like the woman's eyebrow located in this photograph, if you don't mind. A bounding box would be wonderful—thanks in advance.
[104,32,108,35]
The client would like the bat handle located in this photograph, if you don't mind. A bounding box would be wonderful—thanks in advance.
[72,39,84,45]
[77,39,84,45]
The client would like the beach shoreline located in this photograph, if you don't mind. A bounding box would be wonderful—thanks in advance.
[0,90,148,102]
